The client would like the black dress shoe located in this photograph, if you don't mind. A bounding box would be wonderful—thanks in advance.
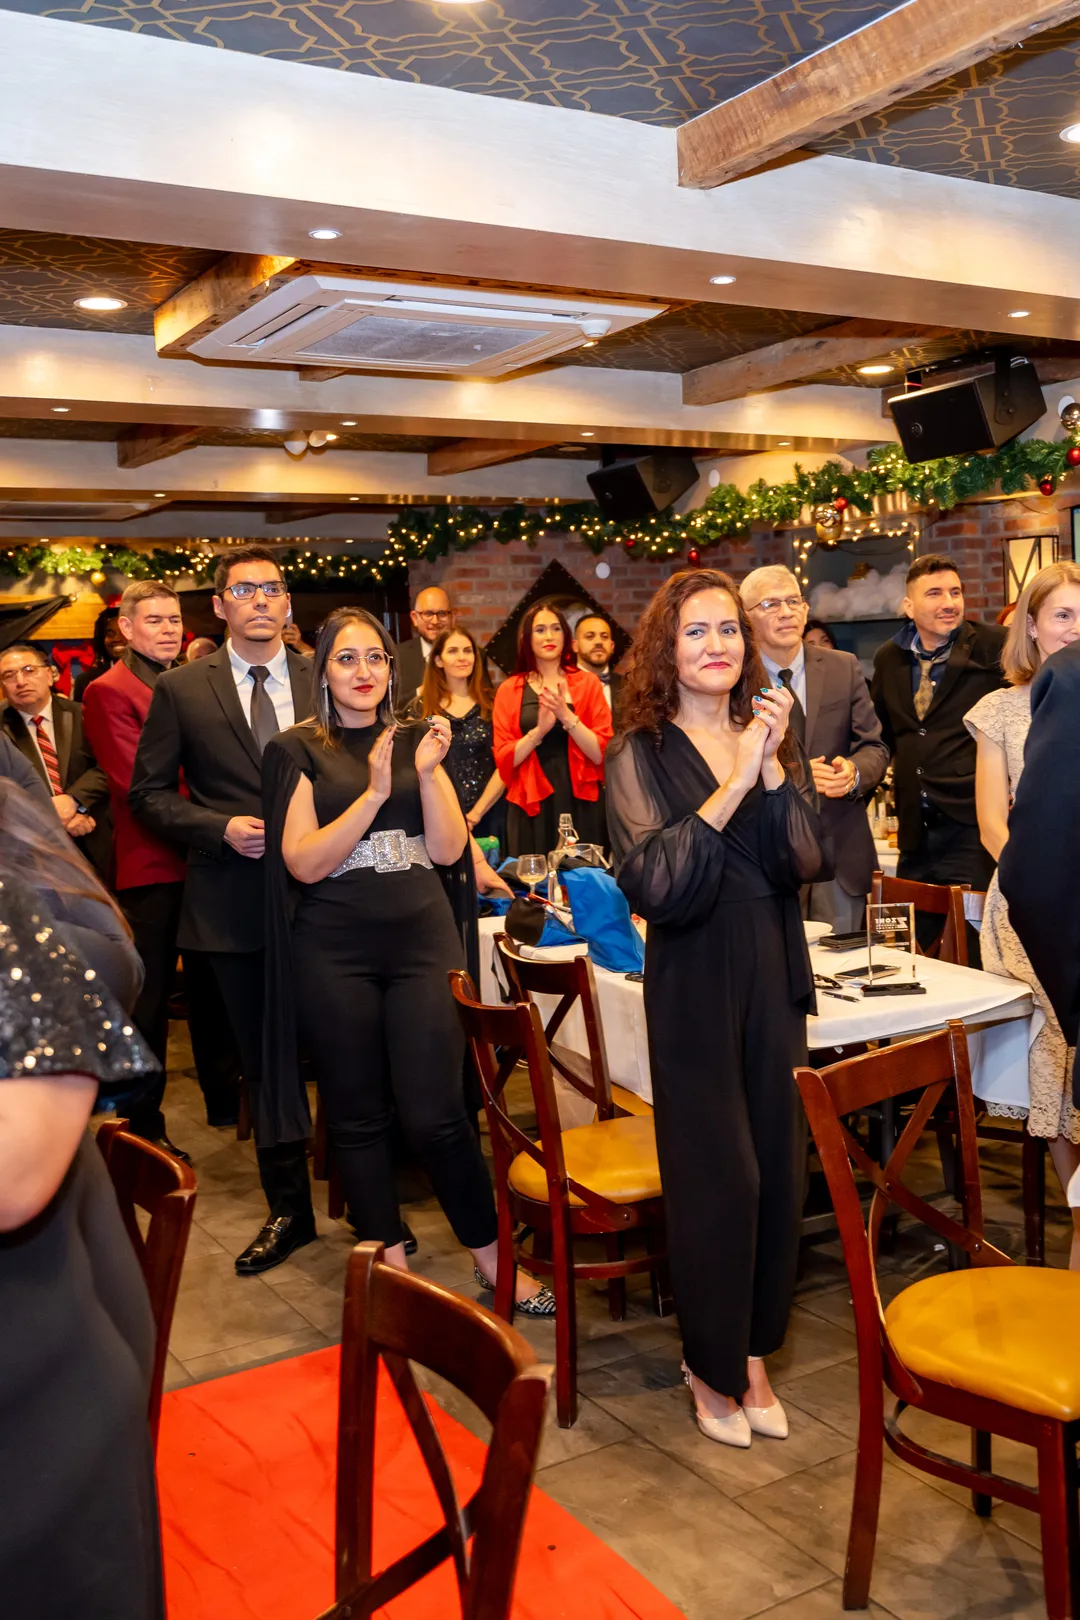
[235,1215,317,1276]
[206,1112,239,1129]
[146,1135,192,1164]
[401,1220,418,1256]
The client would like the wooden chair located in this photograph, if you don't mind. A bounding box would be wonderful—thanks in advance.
[796,1023,1080,1619]
[450,970,669,1428]
[317,1240,549,1620]
[96,1119,197,1440]
[871,869,969,964]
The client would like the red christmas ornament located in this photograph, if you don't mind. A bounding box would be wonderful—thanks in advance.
[1039,477,1055,497]
[623,537,635,552]
[687,547,701,566]
[1067,446,1080,468]
[833,496,849,513]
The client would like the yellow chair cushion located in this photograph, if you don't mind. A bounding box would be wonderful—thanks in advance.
[508,1116,662,1208]
[884,1266,1080,1422]
[611,1084,653,1118]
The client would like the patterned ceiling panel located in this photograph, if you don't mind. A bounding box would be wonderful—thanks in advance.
[553,304,835,371]
[4,0,898,125]
[811,22,1080,199]
[0,229,221,332]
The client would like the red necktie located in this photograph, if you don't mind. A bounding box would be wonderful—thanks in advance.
[31,714,63,795]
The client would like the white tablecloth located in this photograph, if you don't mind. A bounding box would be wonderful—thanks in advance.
[477,917,1035,1114]
[873,839,899,877]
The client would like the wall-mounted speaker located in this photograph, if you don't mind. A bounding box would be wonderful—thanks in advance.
[586,452,698,521]
[888,359,1044,463]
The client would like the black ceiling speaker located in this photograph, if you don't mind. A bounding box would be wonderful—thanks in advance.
[586,451,698,520]
[888,355,1044,463]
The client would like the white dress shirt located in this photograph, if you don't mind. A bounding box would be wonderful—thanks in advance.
[761,646,806,710]
[227,641,295,734]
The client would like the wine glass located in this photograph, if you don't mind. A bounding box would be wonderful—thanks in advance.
[517,853,548,897]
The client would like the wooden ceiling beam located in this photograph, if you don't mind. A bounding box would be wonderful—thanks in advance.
[682,321,951,406]
[427,438,564,476]
[678,0,1080,189]
[154,253,298,357]
[115,424,200,469]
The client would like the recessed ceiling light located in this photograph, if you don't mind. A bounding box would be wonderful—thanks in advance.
[324,432,339,442]
[709,274,737,285]
[52,406,69,413]
[307,227,341,241]
[74,295,128,312]
[777,440,791,446]
[349,496,360,502]
[341,419,357,426]
[581,431,595,437]
[1061,124,1080,143]
[1008,309,1030,318]
[582,340,598,348]
[154,492,166,499]
[858,363,894,376]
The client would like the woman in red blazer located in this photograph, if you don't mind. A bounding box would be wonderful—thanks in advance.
[493,600,612,857]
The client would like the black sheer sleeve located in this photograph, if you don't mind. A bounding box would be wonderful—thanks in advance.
[606,734,730,928]
[758,773,827,893]
[0,874,158,1106]
[258,731,315,1147]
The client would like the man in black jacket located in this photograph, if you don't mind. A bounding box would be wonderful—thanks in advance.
[129,546,317,1275]
[574,612,625,723]
[872,554,1006,934]
[1000,641,1080,1122]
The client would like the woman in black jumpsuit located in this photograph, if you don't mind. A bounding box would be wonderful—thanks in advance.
[606,569,822,1448]
[262,607,552,1309]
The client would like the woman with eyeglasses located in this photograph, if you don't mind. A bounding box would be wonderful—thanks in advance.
[260,607,553,1309]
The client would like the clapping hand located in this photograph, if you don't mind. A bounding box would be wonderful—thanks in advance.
[751,683,794,762]
[538,680,575,730]
[415,715,451,778]
[367,723,397,802]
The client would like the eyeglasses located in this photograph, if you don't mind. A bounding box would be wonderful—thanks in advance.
[222,581,287,601]
[0,662,48,682]
[328,649,390,671]
[415,609,451,623]
[749,596,805,615]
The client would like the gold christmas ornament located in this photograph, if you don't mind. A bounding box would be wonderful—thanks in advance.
[813,503,844,544]
[1060,402,1080,434]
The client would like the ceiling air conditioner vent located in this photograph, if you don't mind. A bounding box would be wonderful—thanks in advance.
[0,501,154,522]
[190,277,665,376]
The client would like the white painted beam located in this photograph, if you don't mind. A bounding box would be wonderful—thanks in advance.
[1,15,1080,338]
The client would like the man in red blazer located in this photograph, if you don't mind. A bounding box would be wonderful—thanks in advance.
[83,582,238,1152]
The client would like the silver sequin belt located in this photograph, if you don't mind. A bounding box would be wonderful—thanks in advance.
[329,828,433,878]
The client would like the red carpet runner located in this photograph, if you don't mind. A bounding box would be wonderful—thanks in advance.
[158,1346,682,1619]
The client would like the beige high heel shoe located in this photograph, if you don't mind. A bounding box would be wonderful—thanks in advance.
[682,1364,752,1448]
[742,1357,789,1439]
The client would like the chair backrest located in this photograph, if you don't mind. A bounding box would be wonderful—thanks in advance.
[870,870,969,966]
[330,1241,550,1620]
[449,970,624,1224]
[96,1119,197,1438]
[794,1022,1011,1403]
[495,933,614,1119]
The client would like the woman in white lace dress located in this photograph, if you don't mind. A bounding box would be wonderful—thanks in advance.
[965,561,1080,1267]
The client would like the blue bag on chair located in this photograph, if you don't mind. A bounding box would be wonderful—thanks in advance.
[561,867,645,973]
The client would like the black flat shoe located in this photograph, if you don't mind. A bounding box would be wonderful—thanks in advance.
[235,1215,317,1276]
[145,1134,192,1165]
[401,1221,418,1256]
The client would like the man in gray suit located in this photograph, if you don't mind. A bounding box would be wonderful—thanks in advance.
[741,565,890,932]
[395,585,453,700]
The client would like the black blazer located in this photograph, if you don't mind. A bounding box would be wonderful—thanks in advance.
[803,647,889,896]
[2,694,112,874]
[128,647,314,954]
[871,620,1006,852]
[395,636,428,704]
[999,642,1080,1097]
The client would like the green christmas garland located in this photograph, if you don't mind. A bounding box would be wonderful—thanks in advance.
[0,436,1074,587]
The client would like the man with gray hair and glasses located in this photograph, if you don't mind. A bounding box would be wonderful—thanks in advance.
[741,565,889,932]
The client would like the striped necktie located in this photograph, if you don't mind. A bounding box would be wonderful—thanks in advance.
[30,713,63,795]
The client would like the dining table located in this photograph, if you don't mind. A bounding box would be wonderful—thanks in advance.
[476,914,1036,1120]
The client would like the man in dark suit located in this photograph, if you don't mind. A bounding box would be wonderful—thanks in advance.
[999,642,1080,1131]
[741,567,890,931]
[0,641,110,874]
[130,545,317,1275]
[396,584,453,700]
[574,612,625,724]
[872,554,1006,909]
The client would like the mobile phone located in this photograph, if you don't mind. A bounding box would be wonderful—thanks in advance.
[817,932,868,951]
[862,981,926,996]
[835,964,898,981]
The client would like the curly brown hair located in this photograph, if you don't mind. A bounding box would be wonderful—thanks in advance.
[619,568,800,769]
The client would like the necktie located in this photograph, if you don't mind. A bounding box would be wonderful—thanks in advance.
[913,654,936,721]
[777,669,806,746]
[247,666,278,754]
[30,714,63,795]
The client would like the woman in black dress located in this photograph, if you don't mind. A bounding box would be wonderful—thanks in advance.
[262,607,552,1309]
[492,600,612,859]
[0,849,162,1617]
[606,569,822,1449]
[418,625,506,850]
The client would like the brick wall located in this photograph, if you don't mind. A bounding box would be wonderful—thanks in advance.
[922,496,1071,621]
[408,529,787,643]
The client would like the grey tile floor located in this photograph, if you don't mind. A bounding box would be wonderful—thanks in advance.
[157,1022,1074,1620]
